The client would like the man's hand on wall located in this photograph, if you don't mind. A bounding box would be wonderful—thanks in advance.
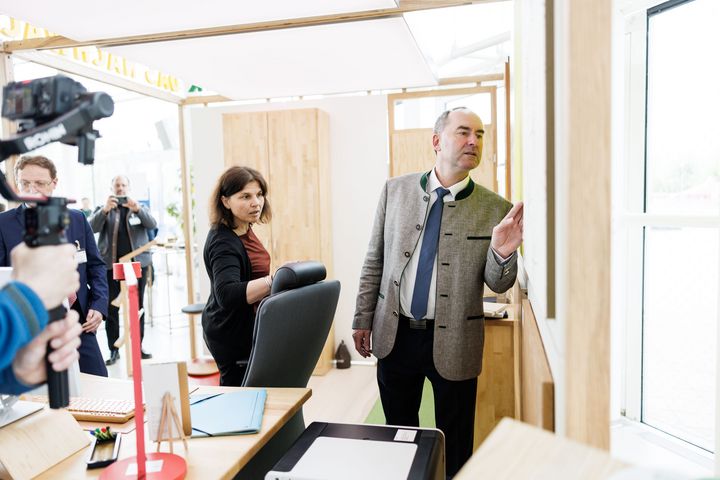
[491,202,524,259]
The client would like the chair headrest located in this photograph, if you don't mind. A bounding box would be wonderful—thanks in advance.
[270,261,327,294]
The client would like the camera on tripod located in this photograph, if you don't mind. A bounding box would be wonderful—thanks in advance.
[2,75,114,165]
[3,75,87,123]
[0,74,114,408]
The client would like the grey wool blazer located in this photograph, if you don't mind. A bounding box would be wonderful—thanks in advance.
[353,172,517,381]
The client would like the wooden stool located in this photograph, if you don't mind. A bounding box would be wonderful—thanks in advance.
[182,303,219,377]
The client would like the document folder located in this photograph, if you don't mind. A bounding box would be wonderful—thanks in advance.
[190,389,266,437]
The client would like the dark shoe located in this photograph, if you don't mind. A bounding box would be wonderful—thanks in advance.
[141,349,153,360]
[105,350,120,366]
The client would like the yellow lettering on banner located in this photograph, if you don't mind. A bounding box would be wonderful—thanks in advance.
[144,70,157,85]
[0,17,22,38]
[72,47,89,63]
[106,53,124,75]
[156,73,180,92]
[121,58,136,78]
[22,23,51,40]
[92,49,104,67]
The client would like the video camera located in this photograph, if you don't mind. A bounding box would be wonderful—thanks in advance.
[0,75,114,408]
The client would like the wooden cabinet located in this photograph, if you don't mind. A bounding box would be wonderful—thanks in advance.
[222,108,334,375]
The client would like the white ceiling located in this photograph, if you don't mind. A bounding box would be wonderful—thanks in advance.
[0,1,514,100]
[0,0,399,40]
[106,17,436,100]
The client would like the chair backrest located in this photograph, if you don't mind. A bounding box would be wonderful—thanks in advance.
[241,261,341,388]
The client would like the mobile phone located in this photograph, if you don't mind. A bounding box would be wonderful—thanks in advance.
[86,432,121,469]
[115,196,127,206]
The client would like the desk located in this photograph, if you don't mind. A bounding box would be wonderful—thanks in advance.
[456,418,626,479]
[36,374,311,479]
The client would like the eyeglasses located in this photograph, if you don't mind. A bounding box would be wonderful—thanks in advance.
[19,180,53,189]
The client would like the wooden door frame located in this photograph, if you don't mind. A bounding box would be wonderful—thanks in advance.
[387,83,505,195]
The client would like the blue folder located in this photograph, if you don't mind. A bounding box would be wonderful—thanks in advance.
[189,389,267,437]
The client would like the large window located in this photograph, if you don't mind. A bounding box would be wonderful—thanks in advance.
[638,0,720,452]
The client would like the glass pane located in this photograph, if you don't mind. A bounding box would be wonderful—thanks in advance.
[645,0,720,215]
[641,226,718,451]
[393,93,491,130]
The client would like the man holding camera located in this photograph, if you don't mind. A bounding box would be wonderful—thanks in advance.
[0,243,82,394]
[90,175,157,365]
[0,155,108,377]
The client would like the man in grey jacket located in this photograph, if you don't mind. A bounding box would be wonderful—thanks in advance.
[352,107,523,477]
[89,175,157,365]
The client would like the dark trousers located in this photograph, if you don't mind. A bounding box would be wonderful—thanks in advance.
[377,317,478,478]
[70,299,108,376]
[105,266,148,352]
[78,331,108,376]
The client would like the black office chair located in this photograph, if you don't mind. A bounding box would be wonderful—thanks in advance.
[236,261,341,479]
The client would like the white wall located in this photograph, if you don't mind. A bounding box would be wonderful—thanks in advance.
[186,95,389,361]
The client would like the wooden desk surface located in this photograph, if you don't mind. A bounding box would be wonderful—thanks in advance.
[457,418,626,479]
[36,374,311,480]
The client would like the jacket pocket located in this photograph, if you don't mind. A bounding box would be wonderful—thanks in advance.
[467,236,492,240]
[466,314,484,321]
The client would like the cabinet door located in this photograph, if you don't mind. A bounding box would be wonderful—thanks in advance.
[267,109,323,267]
[222,111,273,250]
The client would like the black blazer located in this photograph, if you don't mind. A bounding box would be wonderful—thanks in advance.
[201,224,255,365]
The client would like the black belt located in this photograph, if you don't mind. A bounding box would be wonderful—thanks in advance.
[399,313,434,330]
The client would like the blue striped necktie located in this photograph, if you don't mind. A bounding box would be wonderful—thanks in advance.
[410,187,450,320]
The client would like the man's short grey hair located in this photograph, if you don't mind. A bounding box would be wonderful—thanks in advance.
[111,175,130,185]
[433,106,472,134]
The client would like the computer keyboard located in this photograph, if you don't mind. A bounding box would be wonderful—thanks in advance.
[22,395,137,423]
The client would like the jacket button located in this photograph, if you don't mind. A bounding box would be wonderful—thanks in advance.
[404,251,410,257]
[423,196,429,202]
[416,224,422,230]
[393,280,399,286]
[392,311,398,317]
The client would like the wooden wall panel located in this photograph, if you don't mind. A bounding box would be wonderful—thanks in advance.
[471,123,496,192]
[565,0,611,449]
[267,109,322,267]
[391,126,497,193]
[521,299,555,431]
[474,319,517,448]
[222,112,272,248]
[390,129,434,178]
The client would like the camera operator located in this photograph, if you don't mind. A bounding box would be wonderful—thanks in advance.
[90,175,157,365]
[0,155,109,377]
[0,243,81,394]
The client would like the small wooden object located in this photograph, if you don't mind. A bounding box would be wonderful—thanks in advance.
[155,393,188,454]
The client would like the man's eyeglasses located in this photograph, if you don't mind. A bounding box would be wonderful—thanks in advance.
[19,180,53,189]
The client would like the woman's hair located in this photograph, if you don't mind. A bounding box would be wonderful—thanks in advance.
[209,166,272,228]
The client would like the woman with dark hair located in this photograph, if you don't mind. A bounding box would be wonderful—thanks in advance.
[202,166,274,386]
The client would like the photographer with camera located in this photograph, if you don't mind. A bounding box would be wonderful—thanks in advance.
[0,155,109,377]
[0,243,81,394]
[90,175,157,365]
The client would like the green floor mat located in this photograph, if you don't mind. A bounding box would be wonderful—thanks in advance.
[364,378,436,428]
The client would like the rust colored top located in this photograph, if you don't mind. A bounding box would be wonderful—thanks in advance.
[240,226,270,280]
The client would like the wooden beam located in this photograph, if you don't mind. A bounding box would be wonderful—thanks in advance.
[504,60,511,200]
[3,1,492,52]
[177,105,195,308]
[438,73,504,85]
[180,95,232,106]
[564,0,611,450]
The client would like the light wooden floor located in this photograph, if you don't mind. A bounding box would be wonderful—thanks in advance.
[304,364,379,425]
